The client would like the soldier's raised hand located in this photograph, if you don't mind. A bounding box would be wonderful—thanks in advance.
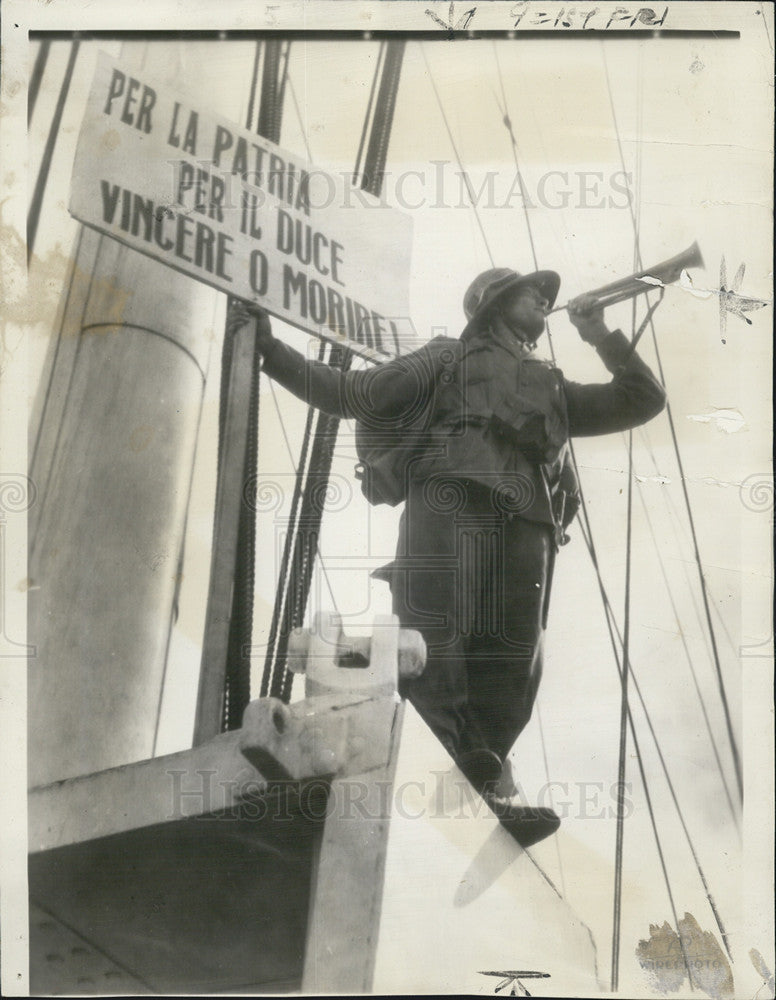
[226,299,275,354]
[567,293,609,346]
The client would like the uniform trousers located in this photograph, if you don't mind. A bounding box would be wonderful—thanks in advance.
[379,477,555,764]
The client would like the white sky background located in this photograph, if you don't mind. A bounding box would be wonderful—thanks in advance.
[21,15,773,997]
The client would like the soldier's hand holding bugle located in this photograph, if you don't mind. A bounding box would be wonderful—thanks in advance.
[567,293,610,347]
[225,299,275,354]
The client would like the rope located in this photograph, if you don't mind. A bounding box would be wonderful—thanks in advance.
[361,41,405,196]
[602,44,737,967]
[486,66,731,967]
[257,39,282,144]
[636,431,740,829]
[490,55,654,952]
[612,51,650,989]
[222,329,262,730]
[271,345,354,702]
[535,701,567,899]
[261,42,405,702]
[287,74,313,162]
[30,229,103,562]
[642,428,741,665]
[576,506,697,988]
[258,57,331,704]
[421,44,495,268]
[490,45,714,986]
[217,42,287,727]
[627,488,737,955]
[611,413,635,991]
[245,41,262,133]
[261,340,324,699]
[490,48,562,369]
[488,44,578,899]
[28,40,51,125]
[277,41,292,126]
[492,45,542,274]
[353,41,386,185]
[573,472,734,960]
[28,39,80,262]
[602,45,743,802]
[29,223,84,490]
[268,44,408,699]
[281,352,355,701]
[265,377,344,615]
[653,359,742,798]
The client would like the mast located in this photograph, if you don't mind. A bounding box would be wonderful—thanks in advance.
[27,42,230,786]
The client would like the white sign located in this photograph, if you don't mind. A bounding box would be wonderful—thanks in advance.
[69,53,414,359]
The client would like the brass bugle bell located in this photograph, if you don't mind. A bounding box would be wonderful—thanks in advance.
[549,241,704,314]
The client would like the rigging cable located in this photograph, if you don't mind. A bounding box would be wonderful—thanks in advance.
[434,38,569,893]
[362,41,405,196]
[28,40,51,125]
[245,41,262,133]
[601,45,743,803]
[353,41,387,185]
[582,46,736,953]
[568,458,736,957]
[219,39,288,728]
[257,37,282,143]
[637,428,740,828]
[640,423,742,665]
[492,46,542,273]
[28,38,80,263]
[261,340,326,699]
[262,42,406,703]
[612,294,640,991]
[535,700,568,899]
[277,349,354,702]
[259,76,340,703]
[286,73,314,162]
[613,80,648,976]
[491,43,628,936]
[265,378,344,614]
[274,47,409,700]
[29,224,85,509]
[490,43,702,989]
[575,516,697,987]
[277,41,292,125]
[578,504,733,961]
[632,484,736,954]
[420,45,496,268]
[222,321,262,730]
[579,40,738,956]
[277,44,408,700]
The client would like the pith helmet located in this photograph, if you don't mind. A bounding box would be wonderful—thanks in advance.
[462,267,561,337]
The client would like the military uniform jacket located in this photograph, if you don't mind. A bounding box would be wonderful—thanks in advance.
[260,325,666,527]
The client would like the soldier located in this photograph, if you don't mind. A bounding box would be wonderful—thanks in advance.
[227,266,666,847]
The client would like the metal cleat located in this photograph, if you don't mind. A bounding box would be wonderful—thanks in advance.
[239,695,348,781]
[286,611,426,698]
[239,614,426,781]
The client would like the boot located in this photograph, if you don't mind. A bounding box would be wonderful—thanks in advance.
[482,793,561,850]
[455,749,560,848]
[455,748,503,795]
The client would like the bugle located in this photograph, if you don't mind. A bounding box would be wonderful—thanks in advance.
[549,241,704,314]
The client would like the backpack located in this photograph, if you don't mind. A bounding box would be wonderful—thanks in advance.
[353,337,462,506]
